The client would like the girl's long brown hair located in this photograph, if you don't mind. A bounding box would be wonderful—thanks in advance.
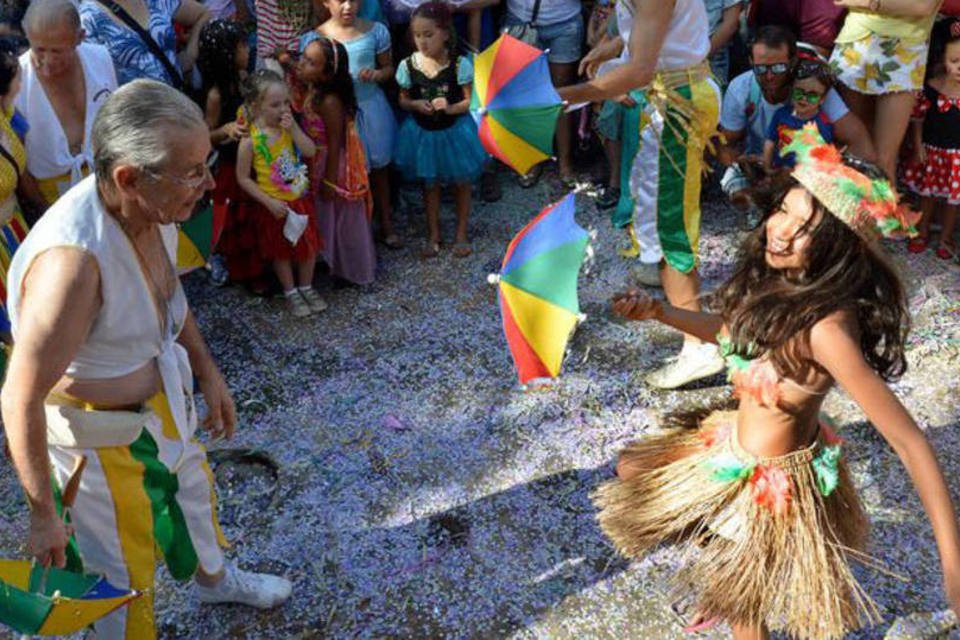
[714,168,909,382]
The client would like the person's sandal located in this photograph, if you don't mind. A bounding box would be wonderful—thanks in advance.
[382,233,404,249]
[907,235,928,253]
[452,242,473,258]
[596,186,620,210]
[517,164,543,188]
[559,173,577,190]
[420,241,441,259]
[480,169,501,202]
[935,241,957,261]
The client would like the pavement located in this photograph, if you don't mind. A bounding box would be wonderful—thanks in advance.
[1,164,959,639]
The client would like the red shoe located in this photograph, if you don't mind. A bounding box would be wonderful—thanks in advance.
[907,237,928,253]
[935,243,957,261]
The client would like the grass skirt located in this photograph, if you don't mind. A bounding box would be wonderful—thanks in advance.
[593,410,878,639]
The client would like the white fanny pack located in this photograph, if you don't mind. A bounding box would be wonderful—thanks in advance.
[45,402,153,449]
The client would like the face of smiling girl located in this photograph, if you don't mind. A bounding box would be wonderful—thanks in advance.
[764,186,823,273]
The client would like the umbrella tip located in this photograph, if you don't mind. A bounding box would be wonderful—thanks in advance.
[487,273,501,285]
[477,107,487,116]
[577,313,588,324]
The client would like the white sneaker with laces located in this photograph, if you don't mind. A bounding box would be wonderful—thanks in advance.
[646,344,726,389]
[299,287,328,313]
[196,561,292,609]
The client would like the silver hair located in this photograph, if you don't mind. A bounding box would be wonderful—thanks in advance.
[22,0,81,36]
[93,79,206,183]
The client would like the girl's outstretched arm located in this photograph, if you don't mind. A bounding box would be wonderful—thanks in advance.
[811,313,960,613]
[611,288,723,343]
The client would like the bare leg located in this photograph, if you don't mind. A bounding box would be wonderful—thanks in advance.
[605,137,621,189]
[295,256,316,288]
[873,91,915,184]
[549,61,577,180]
[660,263,703,346]
[918,196,935,239]
[453,183,471,244]
[732,622,770,640]
[466,9,482,51]
[424,184,441,244]
[940,203,957,251]
[837,84,875,134]
[371,167,395,239]
[273,259,294,291]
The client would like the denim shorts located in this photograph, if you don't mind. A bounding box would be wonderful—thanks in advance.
[503,13,584,65]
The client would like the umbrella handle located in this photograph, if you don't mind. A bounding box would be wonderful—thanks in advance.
[61,455,87,511]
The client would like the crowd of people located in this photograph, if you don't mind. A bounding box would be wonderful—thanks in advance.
[0,0,959,638]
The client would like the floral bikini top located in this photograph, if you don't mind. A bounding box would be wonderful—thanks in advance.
[717,333,827,408]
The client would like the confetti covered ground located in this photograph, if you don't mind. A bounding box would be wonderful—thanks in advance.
[1,167,959,639]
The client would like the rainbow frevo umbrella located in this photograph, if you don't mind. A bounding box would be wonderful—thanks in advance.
[472,34,562,176]
[489,193,591,385]
[177,201,225,275]
[0,560,139,635]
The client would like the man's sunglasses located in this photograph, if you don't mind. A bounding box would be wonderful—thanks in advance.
[752,62,792,76]
[791,87,824,105]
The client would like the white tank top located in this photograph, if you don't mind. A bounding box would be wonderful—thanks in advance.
[657,0,710,71]
[8,176,197,441]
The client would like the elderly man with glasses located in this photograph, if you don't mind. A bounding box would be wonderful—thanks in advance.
[716,25,874,220]
[1,80,291,639]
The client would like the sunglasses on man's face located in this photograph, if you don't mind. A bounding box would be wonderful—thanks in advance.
[791,87,824,105]
[752,62,791,76]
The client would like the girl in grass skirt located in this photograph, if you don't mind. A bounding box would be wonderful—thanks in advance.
[604,124,960,640]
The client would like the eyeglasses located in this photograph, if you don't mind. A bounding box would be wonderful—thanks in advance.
[791,87,824,104]
[752,62,791,76]
[144,150,219,190]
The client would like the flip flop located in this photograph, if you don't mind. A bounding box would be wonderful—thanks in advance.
[382,233,404,250]
[517,164,543,189]
[452,242,473,258]
[420,241,440,259]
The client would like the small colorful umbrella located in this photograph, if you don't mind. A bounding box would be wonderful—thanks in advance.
[0,560,139,636]
[1,457,139,636]
[488,193,591,385]
[177,201,226,275]
[471,34,562,176]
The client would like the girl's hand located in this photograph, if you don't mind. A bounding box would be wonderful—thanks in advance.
[415,100,435,116]
[914,145,927,166]
[358,68,377,82]
[833,0,871,7]
[611,288,662,321]
[267,198,288,219]
[221,120,249,141]
[430,97,449,112]
[578,45,611,79]
[319,179,337,202]
[280,110,294,130]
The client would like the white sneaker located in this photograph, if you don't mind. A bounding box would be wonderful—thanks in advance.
[646,345,726,389]
[630,262,662,288]
[299,287,328,313]
[285,292,312,318]
[196,561,292,609]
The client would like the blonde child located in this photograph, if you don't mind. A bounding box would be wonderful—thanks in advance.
[236,70,326,317]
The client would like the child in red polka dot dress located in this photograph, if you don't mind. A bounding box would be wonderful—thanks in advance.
[904,18,960,260]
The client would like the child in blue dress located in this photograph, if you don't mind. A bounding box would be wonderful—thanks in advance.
[763,57,835,172]
[394,1,487,258]
[302,0,401,248]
